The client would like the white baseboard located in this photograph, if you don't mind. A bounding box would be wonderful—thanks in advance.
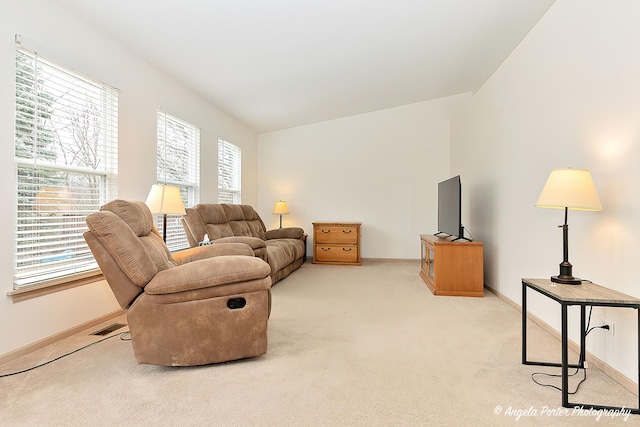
[485,284,638,396]
[0,309,125,365]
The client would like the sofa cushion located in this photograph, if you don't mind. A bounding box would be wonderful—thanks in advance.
[86,210,158,287]
[265,227,305,240]
[101,199,154,237]
[181,208,207,246]
[266,239,306,275]
[143,278,271,305]
[101,200,176,273]
[222,204,267,240]
[179,203,305,285]
[194,204,235,240]
[214,236,268,261]
[172,242,255,265]
[144,255,271,296]
[83,231,143,308]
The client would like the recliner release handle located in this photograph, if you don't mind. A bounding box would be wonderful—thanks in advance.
[227,297,247,309]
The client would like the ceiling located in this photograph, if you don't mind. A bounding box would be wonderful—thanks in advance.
[52,0,555,134]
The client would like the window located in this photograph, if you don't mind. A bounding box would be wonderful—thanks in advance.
[218,138,241,204]
[156,110,200,251]
[14,44,118,289]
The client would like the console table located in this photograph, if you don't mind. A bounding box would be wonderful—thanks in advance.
[522,278,640,414]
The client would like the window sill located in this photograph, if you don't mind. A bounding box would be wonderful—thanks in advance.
[7,271,105,303]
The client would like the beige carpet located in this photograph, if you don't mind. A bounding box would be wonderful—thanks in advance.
[0,260,636,426]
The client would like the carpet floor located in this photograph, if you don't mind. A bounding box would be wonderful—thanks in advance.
[0,260,636,426]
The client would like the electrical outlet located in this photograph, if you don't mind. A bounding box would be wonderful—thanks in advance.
[602,318,615,336]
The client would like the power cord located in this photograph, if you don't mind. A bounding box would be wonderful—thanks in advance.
[531,306,608,394]
[531,367,586,394]
[0,331,130,378]
[463,226,475,241]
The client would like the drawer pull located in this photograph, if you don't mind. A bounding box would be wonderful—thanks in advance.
[342,248,352,252]
[321,247,331,251]
[321,229,331,233]
[342,230,352,234]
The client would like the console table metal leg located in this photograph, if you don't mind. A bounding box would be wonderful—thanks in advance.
[562,303,569,408]
[580,305,586,366]
[522,282,527,364]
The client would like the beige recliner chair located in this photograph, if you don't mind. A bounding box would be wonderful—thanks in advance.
[83,200,272,366]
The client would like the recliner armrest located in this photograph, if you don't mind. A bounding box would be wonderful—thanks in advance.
[172,243,254,265]
[214,236,267,249]
[265,227,305,240]
[145,255,270,295]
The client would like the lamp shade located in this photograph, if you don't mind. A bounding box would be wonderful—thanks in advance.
[535,168,603,211]
[145,184,186,215]
[273,200,289,215]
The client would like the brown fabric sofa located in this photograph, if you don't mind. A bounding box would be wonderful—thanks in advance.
[181,204,306,285]
[84,200,272,366]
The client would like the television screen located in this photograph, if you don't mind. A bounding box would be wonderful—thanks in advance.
[437,175,462,238]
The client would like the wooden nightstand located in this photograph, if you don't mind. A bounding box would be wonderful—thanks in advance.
[312,222,361,265]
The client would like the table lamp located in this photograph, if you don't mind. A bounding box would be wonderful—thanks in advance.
[145,184,186,242]
[273,200,289,229]
[535,168,602,285]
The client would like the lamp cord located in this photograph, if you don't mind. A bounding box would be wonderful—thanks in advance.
[531,306,607,394]
[0,331,130,378]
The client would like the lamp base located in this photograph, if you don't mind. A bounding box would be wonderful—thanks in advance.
[551,275,582,285]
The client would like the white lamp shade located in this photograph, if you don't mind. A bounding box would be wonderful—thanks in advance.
[535,168,603,211]
[145,184,186,215]
[273,200,289,215]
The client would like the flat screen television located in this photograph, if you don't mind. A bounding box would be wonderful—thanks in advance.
[436,175,466,240]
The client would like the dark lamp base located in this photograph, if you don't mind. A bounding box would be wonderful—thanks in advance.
[551,275,582,285]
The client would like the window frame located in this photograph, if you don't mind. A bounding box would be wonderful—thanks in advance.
[217,138,242,204]
[155,109,200,251]
[12,44,118,295]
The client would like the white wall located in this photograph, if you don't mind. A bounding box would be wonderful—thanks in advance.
[258,94,470,258]
[0,0,258,356]
[451,0,640,382]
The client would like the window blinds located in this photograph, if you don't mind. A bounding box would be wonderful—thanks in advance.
[156,110,200,251]
[218,138,241,204]
[14,47,118,289]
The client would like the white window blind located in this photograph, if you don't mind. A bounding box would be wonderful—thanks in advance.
[14,46,118,289]
[156,110,200,251]
[218,138,241,204]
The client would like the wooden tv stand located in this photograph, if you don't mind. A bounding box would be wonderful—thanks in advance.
[419,234,484,297]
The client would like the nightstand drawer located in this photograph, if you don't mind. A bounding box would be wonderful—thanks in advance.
[312,222,362,266]
[315,245,358,263]
[315,226,358,244]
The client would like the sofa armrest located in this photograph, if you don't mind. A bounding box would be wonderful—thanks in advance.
[265,227,305,240]
[181,208,207,248]
[145,255,270,295]
[214,236,267,250]
[172,243,254,265]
